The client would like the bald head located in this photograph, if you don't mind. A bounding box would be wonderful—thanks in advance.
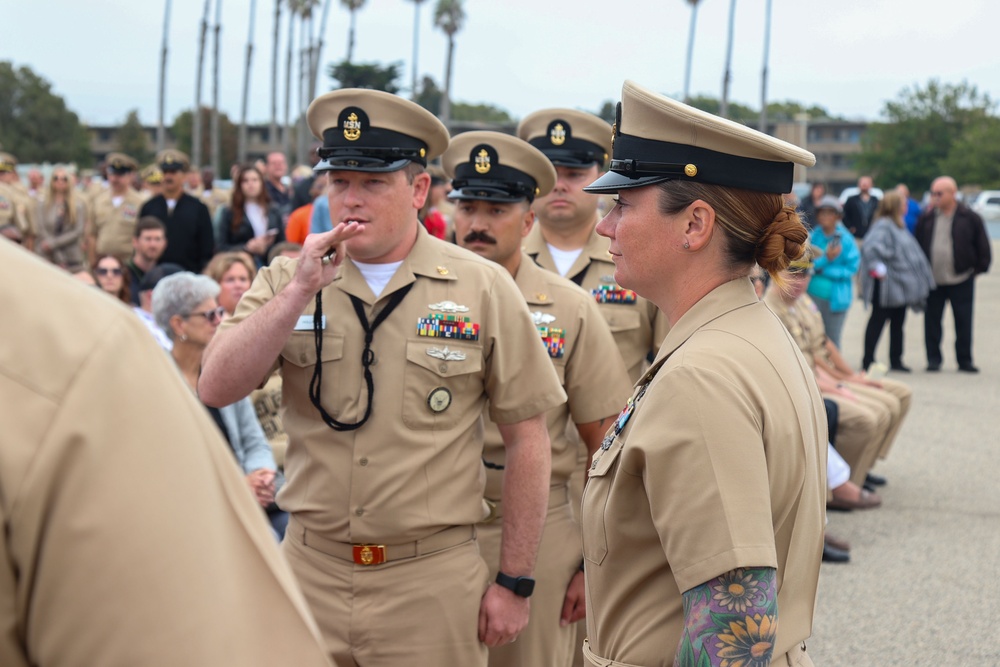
[930,176,958,214]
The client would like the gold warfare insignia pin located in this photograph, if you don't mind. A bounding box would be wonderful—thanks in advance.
[474,149,491,174]
[610,122,616,149]
[550,122,566,146]
[343,112,362,141]
[684,163,698,177]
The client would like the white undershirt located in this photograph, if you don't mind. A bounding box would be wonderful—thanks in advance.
[112,195,124,208]
[166,198,177,212]
[547,244,584,277]
[353,260,403,299]
[245,202,268,237]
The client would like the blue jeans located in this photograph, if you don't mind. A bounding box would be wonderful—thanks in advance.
[812,296,848,350]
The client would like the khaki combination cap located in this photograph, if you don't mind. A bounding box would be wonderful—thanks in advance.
[586,80,816,195]
[306,89,450,173]
[141,164,164,184]
[105,152,139,174]
[156,149,191,172]
[0,152,17,173]
[517,108,612,169]
[443,131,556,203]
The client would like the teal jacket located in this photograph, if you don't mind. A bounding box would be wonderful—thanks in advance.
[808,222,859,313]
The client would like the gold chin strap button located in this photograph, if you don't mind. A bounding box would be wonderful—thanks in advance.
[684,164,698,178]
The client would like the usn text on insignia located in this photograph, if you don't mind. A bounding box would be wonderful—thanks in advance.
[426,346,467,361]
[428,300,469,313]
[531,311,556,326]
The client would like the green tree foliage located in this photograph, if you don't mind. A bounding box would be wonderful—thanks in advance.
[415,75,443,116]
[857,79,996,190]
[172,107,238,170]
[450,102,512,124]
[328,60,403,93]
[597,100,615,124]
[940,117,1000,189]
[115,110,153,165]
[0,61,92,165]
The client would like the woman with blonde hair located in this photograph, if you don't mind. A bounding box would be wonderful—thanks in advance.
[35,166,87,272]
[860,190,935,372]
[580,82,824,667]
[204,251,257,317]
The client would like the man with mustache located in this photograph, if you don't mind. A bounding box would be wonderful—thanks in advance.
[199,90,565,666]
[446,131,631,667]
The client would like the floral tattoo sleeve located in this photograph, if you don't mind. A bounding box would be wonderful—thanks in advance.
[674,567,778,667]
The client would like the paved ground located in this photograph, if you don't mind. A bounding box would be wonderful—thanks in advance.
[807,240,1000,665]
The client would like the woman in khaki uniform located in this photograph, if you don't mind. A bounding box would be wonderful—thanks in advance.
[580,82,826,667]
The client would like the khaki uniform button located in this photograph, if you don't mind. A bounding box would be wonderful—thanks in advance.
[360,457,369,466]
[355,508,365,516]
[438,363,448,373]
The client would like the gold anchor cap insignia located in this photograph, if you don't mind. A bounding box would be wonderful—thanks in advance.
[343,112,362,141]
[474,148,491,174]
[684,164,698,177]
[550,122,567,146]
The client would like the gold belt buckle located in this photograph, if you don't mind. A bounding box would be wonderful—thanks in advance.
[483,499,499,525]
[352,544,387,566]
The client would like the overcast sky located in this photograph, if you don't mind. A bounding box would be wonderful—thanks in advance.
[4,0,999,128]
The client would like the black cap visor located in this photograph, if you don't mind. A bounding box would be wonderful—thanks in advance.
[584,170,674,194]
[448,185,528,204]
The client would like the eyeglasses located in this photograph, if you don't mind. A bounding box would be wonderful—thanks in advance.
[930,191,945,197]
[52,176,69,182]
[95,267,123,276]
[184,306,226,324]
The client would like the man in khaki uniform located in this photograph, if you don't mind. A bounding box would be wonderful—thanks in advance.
[579,81,825,667]
[199,89,566,667]
[139,164,163,201]
[0,153,35,250]
[517,109,666,383]
[87,152,145,264]
[444,132,632,667]
[765,257,910,487]
[0,241,334,667]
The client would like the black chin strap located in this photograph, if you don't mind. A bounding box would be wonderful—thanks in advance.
[309,283,414,431]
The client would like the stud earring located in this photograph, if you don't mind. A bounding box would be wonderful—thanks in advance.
[683,241,690,249]
[180,334,188,342]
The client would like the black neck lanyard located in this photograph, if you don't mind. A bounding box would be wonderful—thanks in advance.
[309,282,414,431]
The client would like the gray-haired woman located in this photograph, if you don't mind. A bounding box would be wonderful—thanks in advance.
[153,272,288,539]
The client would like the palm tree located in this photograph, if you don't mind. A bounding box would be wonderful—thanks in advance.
[433,0,465,124]
[760,0,773,133]
[270,0,282,152]
[310,0,334,101]
[342,0,366,63]
[211,0,223,173]
[194,0,212,168]
[720,0,736,118]
[283,0,297,157]
[407,0,426,100]
[238,0,259,163]
[157,0,173,152]
[682,0,700,103]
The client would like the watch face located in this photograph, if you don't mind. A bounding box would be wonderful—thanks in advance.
[515,578,535,597]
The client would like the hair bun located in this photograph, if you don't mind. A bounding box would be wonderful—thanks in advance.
[755,206,808,274]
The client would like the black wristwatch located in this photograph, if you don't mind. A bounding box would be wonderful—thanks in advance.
[495,571,535,598]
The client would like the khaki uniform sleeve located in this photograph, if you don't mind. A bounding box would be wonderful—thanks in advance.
[483,269,567,424]
[634,365,778,593]
[220,259,294,380]
[564,295,633,424]
[5,314,331,666]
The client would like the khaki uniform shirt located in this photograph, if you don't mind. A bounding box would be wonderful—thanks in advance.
[201,187,232,218]
[482,255,632,499]
[0,244,332,667]
[583,279,826,666]
[524,223,668,381]
[0,183,30,236]
[764,290,828,369]
[223,226,566,544]
[89,188,145,260]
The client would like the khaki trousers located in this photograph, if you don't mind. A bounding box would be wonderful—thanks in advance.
[478,493,582,667]
[859,377,912,460]
[283,520,489,667]
[824,392,890,486]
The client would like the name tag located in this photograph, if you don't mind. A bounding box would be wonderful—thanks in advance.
[294,315,326,331]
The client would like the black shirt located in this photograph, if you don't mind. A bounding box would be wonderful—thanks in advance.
[139,193,215,273]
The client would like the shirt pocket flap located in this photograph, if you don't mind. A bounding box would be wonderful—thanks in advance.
[588,435,624,477]
[281,332,345,368]
[601,307,641,334]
